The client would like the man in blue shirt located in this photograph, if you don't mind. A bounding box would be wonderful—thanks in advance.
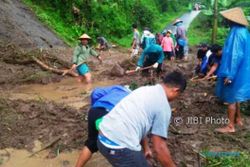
[201,44,222,79]
[136,44,164,75]
[75,85,131,167]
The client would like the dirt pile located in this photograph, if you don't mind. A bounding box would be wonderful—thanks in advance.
[0,97,88,157]
[0,43,72,85]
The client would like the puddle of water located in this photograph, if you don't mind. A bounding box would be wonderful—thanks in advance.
[0,148,110,167]
[7,78,115,109]
[0,140,111,167]
[0,148,79,167]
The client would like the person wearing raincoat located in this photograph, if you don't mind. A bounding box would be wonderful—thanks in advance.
[215,7,250,133]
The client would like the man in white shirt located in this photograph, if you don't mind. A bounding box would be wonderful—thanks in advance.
[97,71,187,167]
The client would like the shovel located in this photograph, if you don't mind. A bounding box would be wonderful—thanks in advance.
[125,65,153,75]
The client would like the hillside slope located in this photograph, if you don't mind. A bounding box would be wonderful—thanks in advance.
[0,0,66,49]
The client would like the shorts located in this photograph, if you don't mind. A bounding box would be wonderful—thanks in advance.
[77,64,90,75]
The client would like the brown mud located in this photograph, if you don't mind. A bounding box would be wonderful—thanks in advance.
[0,1,249,165]
[0,44,249,167]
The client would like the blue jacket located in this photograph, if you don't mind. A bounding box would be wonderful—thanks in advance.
[137,44,164,67]
[91,85,131,111]
[216,24,250,103]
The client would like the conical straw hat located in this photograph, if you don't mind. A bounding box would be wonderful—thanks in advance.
[79,34,91,40]
[220,7,249,26]
[173,19,183,25]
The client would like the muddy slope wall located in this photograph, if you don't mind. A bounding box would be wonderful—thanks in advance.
[0,0,66,48]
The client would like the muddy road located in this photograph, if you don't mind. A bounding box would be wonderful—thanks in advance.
[0,45,250,167]
[163,10,201,34]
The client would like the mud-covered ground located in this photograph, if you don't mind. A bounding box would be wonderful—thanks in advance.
[0,1,249,166]
[0,43,250,167]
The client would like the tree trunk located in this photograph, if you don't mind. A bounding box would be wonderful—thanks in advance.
[32,56,78,77]
[212,0,218,44]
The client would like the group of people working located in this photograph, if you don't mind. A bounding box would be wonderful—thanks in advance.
[195,43,222,79]
[72,7,250,167]
[131,19,189,76]
[75,71,186,167]
[194,7,250,134]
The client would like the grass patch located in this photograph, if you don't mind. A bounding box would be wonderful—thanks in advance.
[188,12,229,46]
[203,151,250,167]
[154,7,188,33]
[188,12,211,45]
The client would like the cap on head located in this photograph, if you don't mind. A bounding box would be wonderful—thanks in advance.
[173,19,183,26]
[79,34,91,40]
[220,7,249,26]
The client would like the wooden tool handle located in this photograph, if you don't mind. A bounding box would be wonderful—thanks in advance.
[125,66,153,75]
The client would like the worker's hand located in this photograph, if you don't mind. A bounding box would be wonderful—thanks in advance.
[71,64,77,70]
[202,75,209,80]
[144,147,153,160]
[98,56,103,64]
[153,62,159,69]
[135,66,141,71]
[224,78,232,85]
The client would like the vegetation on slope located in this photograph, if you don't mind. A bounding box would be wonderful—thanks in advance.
[23,0,189,47]
[188,0,250,46]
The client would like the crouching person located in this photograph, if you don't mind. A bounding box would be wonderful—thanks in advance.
[135,44,164,76]
[97,71,187,167]
[75,85,131,167]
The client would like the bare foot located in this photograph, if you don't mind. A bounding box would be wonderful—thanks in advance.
[77,78,83,82]
[214,125,235,133]
[235,118,243,127]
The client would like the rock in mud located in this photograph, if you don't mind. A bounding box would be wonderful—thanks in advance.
[110,63,125,77]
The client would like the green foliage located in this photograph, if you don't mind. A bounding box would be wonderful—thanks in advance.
[129,81,139,91]
[132,1,155,30]
[241,101,250,116]
[204,152,250,167]
[189,0,249,45]
[22,0,189,47]
[188,13,213,45]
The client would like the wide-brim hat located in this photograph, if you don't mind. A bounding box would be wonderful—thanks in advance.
[167,29,172,34]
[173,19,183,25]
[220,7,249,26]
[79,34,91,40]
